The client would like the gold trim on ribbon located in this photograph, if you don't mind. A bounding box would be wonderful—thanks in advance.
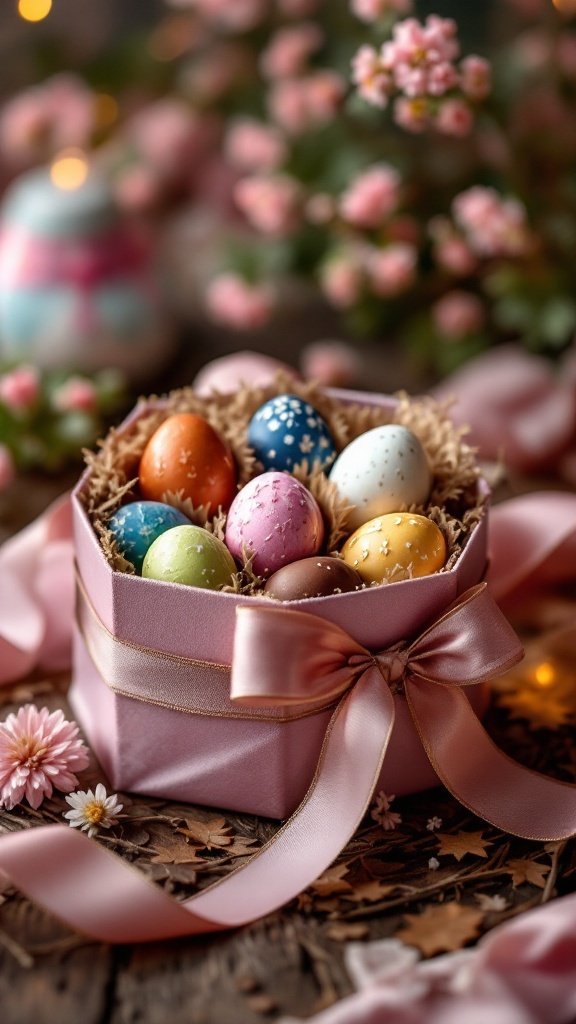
[74,573,337,723]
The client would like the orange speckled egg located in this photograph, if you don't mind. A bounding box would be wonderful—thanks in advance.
[139,413,237,514]
[341,513,446,585]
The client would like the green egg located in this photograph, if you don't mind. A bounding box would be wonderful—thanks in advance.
[142,524,237,590]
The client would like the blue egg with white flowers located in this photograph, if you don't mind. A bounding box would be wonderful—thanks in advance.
[108,501,191,574]
[248,394,337,474]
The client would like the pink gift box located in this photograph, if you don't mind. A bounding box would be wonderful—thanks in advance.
[69,388,489,819]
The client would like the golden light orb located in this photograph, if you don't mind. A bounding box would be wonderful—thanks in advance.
[534,662,556,687]
[50,150,89,191]
[18,0,52,22]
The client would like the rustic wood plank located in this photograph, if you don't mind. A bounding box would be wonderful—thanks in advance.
[109,917,352,1024]
[0,898,113,1024]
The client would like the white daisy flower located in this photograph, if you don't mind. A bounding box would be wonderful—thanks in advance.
[63,783,123,838]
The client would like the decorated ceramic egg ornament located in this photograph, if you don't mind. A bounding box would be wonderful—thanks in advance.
[139,413,237,514]
[107,501,191,574]
[248,394,337,474]
[0,156,173,381]
[329,424,432,531]
[225,471,324,578]
[142,524,237,590]
[342,513,446,584]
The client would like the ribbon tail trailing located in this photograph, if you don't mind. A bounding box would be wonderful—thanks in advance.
[0,668,395,943]
[406,680,576,842]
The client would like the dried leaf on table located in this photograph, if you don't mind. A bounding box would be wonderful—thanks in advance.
[396,902,484,956]
[435,830,492,861]
[506,858,551,889]
[497,689,573,731]
[342,881,396,903]
[226,836,259,857]
[178,816,234,850]
[310,863,353,897]
[150,837,206,865]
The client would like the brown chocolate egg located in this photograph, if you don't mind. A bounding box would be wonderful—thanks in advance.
[139,413,237,514]
[264,556,362,600]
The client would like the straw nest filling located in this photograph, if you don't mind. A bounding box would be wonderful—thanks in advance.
[80,374,485,593]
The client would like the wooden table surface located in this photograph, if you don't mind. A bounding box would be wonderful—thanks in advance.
[1,334,575,1024]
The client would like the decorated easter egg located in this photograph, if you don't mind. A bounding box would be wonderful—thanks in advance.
[341,513,446,585]
[139,413,237,513]
[225,471,324,578]
[108,500,190,573]
[247,394,336,474]
[329,425,431,532]
[264,556,361,600]
[142,524,237,589]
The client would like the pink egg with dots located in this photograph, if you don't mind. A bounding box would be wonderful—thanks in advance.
[225,472,324,578]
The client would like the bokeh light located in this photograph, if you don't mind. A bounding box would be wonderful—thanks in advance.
[552,0,576,12]
[18,0,52,22]
[50,150,89,191]
[534,662,556,687]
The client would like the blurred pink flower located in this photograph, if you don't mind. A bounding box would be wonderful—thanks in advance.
[126,101,217,181]
[460,55,491,100]
[182,42,254,103]
[206,273,276,329]
[393,96,431,132]
[225,118,287,172]
[365,242,417,296]
[0,445,15,492]
[453,186,530,258]
[351,45,393,108]
[0,365,40,412]
[351,0,413,22]
[433,291,485,338]
[320,252,364,308]
[234,173,302,235]
[113,163,164,213]
[381,16,460,98]
[339,164,401,228]
[0,704,90,810]
[352,16,489,133]
[260,22,324,79]
[53,377,98,414]
[268,70,345,134]
[433,235,477,276]
[300,340,363,386]
[0,74,95,166]
[435,98,473,137]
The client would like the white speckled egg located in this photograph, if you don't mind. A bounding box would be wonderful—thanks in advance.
[329,424,431,531]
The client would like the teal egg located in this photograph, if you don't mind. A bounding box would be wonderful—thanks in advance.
[142,524,237,590]
[108,501,190,574]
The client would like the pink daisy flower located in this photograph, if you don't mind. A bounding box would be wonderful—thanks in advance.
[0,704,90,810]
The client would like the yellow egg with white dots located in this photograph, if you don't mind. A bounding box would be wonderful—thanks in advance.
[341,513,446,585]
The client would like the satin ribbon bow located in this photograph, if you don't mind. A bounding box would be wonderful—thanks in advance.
[230,583,576,843]
[2,566,576,943]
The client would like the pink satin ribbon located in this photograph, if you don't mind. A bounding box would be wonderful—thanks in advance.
[0,492,575,944]
[282,893,576,1024]
[433,343,576,473]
